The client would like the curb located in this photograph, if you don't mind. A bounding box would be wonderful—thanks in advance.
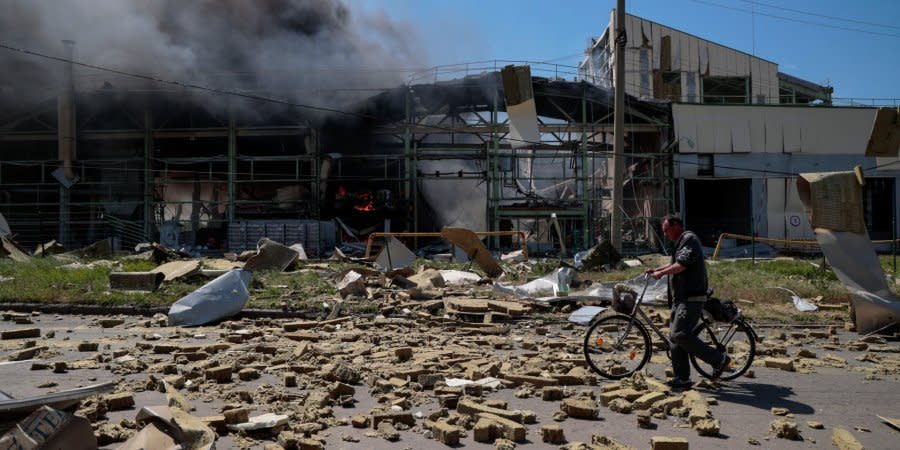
[0,303,319,320]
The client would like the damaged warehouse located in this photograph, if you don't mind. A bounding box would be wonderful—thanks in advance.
[0,58,671,256]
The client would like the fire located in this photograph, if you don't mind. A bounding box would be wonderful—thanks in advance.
[354,201,376,212]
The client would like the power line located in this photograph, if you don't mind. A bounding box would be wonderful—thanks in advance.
[688,0,900,39]
[736,0,900,31]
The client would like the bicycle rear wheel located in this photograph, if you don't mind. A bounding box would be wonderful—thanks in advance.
[583,314,652,379]
[690,318,756,381]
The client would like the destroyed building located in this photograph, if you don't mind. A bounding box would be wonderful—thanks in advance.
[580,11,899,249]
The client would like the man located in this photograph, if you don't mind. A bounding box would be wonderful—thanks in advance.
[646,214,731,388]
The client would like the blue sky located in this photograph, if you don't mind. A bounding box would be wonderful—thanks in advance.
[357,0,899,101]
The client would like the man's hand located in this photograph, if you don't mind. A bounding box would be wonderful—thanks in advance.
[644,268,655,274]
[649,270,664,280]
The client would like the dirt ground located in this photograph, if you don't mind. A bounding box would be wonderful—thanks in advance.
[1,311,898,449]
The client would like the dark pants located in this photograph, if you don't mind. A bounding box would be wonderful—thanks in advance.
[669,302,726,379]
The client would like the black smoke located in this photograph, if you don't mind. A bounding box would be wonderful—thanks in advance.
[0,0,426,116]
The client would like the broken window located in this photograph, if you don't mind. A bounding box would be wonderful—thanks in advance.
[653,71,681,102]
[701,77,748,104]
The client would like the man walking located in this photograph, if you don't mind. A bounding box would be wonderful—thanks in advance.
[646,214,731,388]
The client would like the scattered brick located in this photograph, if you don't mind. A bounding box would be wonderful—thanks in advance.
[1,328,41,340]
[650,436,689,450]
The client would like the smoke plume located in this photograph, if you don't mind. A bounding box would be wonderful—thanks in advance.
[0,0,426,115]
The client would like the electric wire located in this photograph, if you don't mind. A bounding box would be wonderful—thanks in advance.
[735,0,900,31]
[688,0,900,39]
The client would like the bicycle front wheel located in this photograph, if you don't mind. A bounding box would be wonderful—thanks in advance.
[583,314,652,380]
[690,318,756,381]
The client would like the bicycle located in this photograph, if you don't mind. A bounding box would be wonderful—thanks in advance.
[582,274,758,380]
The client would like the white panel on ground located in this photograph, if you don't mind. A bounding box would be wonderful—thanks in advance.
[767,178,786,241]
[507,99,540,149]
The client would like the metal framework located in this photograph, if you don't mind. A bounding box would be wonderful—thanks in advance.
[0,67,673,254]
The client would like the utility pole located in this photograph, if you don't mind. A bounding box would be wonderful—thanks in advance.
[611,0,626,252]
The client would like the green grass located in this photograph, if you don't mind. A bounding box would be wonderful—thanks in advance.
[1,253,896,323]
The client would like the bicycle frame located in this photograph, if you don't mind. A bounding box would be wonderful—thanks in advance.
[613,275,744,356]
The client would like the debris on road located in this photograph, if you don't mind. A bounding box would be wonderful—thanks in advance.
[167,269,253,326]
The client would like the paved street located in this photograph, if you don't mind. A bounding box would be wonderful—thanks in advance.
[1,313,897,449]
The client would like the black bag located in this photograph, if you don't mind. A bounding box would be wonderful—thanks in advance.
[704,297,740,322]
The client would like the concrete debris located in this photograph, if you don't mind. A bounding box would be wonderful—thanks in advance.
[649,436,689,450]
[832,428,865,450]
[374,236,416,271]
[441,227,503,277]
[1,252,897,450]
[227,413,290,432]
[244,238,300,273]
[770,419,801,440]
[1,235,32,263]
[109,271,166,292]
[574,240,621,271]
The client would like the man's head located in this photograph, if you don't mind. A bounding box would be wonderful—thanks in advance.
[662,214,684,241]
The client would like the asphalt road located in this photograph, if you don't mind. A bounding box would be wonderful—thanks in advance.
[1,313,897,449]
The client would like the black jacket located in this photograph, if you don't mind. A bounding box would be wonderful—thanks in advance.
[668,230,708,304]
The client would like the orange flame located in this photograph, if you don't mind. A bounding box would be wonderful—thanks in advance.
[354,201,375,212]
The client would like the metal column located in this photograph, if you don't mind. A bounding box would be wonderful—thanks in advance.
[227,113,236,222]
[143,108,153,239]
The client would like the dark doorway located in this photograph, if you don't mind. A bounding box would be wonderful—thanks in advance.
[684,179,752,246]
[863,177,895,241]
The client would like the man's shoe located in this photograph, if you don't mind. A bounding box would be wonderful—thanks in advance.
[665,378,694,389]
[711,355,734,381]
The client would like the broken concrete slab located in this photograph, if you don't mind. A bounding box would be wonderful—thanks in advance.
[649,436,689,450]
[1,235,32,263]
[244,238,300,273]
[109,271,165,292]
[227,413,290,432]
[0,328,41,340]
[440,227,502,277]
[374,236,416,271]
[151,260,202,281]
[574,240,621,271]
[167,269,252,327]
